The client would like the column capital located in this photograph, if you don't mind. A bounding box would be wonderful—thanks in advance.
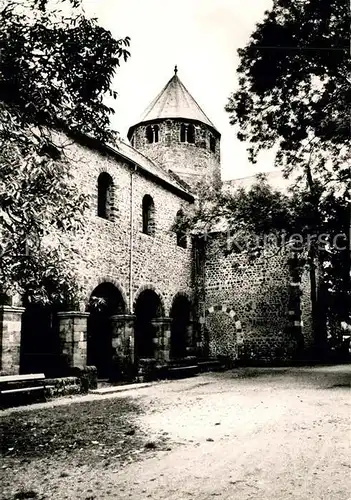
[110,314,136,321]
[151,317,172,325]
[57,311,90,318]
[0,305,25,314]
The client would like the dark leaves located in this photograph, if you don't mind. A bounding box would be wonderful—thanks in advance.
[0,0,131,143]
[226,0,350,173]
[0,0,130,304]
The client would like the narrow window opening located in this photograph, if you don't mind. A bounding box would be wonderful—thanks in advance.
[180,124,186,142]
[146,125,153,143]
[176,210,187,249]
[154,125,159,143]
[187,124,195,144]
[142,195,155,236]
[210,135,216,152]
[98,172,114,220]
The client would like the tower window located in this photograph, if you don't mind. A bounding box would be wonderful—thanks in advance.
[176,210,187,249]
[146,126,153,143]
[180,124,186,142]
[146,125,160,144]
[142,194,155,236]
[97,172,114,220]
[180,123,195,144]
[154,125,159,143]
[187,124,195,144]
[210,135,216,152]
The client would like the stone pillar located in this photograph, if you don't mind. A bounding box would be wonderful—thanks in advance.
[197,316,206,357]
[151,317,171,364]
[162,317,171,362]
[288,254,304,355]
[110,314,135,362]
[57,311,89,369]
[0,305,25,374]
[186,320,196,356]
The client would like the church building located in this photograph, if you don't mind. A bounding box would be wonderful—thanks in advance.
[0,68,313,379]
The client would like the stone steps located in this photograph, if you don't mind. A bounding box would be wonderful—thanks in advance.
[166,364,199,379]
[197,359,226,372]
[91,382,152,395]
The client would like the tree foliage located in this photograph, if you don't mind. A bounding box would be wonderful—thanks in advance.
[226,0,350,180]
[0,0,130,305]
[178,0,350,356]
[224,0,350,353]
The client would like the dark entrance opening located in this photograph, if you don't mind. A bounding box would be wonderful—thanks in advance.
[87,283,125,378]
[134,290,163,360]
[170,295,191,359]
[20,301,60,377]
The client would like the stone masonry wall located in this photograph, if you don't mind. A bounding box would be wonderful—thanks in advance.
[130,120,221,189]
[61,138,194,316]
[204,235,299,363]
[300,266,314,352]
[0,306,24,374]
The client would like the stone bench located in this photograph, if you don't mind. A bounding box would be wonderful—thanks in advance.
[0,373,54,408]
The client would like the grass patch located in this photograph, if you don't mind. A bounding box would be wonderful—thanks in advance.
[1,397,145,463]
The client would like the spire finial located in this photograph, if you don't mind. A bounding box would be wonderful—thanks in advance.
[174,65,178,75]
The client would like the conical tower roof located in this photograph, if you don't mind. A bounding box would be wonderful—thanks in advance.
[130,67,218,133]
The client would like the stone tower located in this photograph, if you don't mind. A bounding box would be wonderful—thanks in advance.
[128,67,221,189]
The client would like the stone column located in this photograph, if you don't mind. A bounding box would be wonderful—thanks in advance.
[110,314,135,362]
[57,311,89,370]
[288,254,304,355]
[197,316,206,357]
[162,317,171,363]
[151,317,171,364]
[184,320,194,356]
[0,305,25,374]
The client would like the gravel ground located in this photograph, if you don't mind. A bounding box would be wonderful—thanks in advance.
[1,365,350,500]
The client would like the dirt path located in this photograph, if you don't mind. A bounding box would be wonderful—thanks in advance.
[1,366,350,500]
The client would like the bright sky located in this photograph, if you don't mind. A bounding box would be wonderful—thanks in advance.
[83,0,274,180]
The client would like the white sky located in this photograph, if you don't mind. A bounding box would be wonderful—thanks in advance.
[83,0,274,180]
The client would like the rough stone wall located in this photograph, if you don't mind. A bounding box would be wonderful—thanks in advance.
[60,139,194,316]
[130,119,221,188]
[300,266,314,351]
[203,235,299,363]
[0,306,24,374]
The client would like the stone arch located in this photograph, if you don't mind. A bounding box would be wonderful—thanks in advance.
[168,291,192,316]
[95,162,116,177]
[87,281,127,378]
[170,293,192,359]
[134,287,164,360]
[95,166,118,199]
[86,278,128,313]
[133,284,166,316]
[205,304,243,359]
[20,298,61,376]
